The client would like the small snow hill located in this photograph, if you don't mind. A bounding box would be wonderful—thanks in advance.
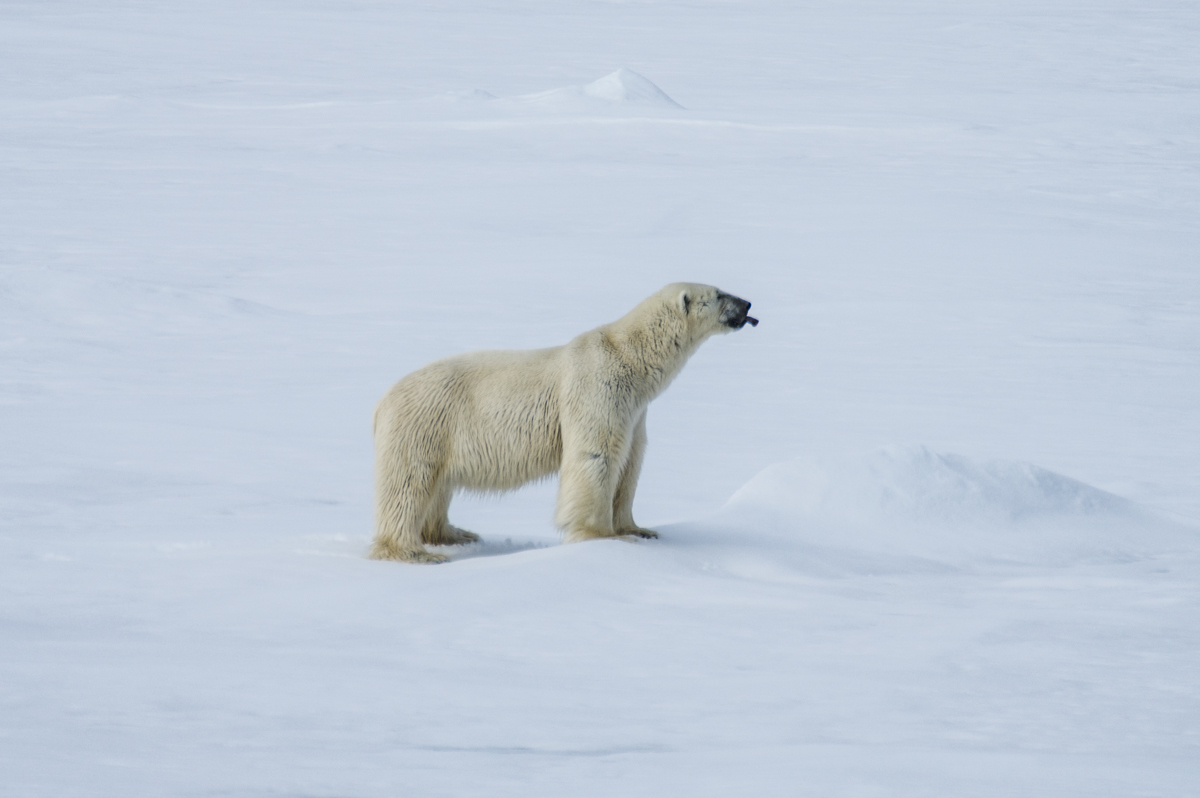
[503,68,684,110]
[670,445,1198,575]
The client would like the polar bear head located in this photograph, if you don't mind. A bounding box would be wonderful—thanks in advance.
[671,283,758,338]
[606,283,756,395]
[611,283,756,359]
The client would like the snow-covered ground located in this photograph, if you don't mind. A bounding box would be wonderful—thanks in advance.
[3,1,1199,795]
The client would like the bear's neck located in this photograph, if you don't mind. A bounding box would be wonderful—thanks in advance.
[605,309,704,401]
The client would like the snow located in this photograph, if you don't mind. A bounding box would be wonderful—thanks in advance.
[721,446,1197,568]
[504,68,686,110]
[2,1,1199,796]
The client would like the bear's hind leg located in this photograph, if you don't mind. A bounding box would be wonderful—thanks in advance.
[421,481,481,546]
[371,459,448,564]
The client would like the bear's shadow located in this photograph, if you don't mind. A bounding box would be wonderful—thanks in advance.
[430,537,557,561]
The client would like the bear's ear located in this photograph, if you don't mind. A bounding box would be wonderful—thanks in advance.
[677,289,691,315]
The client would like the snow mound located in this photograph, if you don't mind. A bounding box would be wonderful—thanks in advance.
[509,68,684,110]
[716,446,1196,567]
[441,88,497,103]
[578,68,683,107]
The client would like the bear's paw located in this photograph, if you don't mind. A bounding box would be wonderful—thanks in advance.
[369,541,450,564]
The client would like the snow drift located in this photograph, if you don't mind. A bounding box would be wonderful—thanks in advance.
[505,68,684,110]
[707,446,1196,568]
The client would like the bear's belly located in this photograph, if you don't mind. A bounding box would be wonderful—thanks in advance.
[445,396,563,492]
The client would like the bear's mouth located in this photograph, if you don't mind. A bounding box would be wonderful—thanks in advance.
[739,315,759,328]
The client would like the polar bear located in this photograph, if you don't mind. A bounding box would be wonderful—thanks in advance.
[371,283,756,563]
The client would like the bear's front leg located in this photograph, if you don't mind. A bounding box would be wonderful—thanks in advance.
[556,447,621,542]
[555,375,643,544]
[612,411,658,539]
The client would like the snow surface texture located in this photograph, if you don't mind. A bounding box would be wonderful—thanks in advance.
[3,1,1200,796]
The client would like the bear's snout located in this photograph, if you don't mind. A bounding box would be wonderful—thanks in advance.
[718,293,757,329]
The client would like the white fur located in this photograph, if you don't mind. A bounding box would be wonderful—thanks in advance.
[370,282,749,563]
